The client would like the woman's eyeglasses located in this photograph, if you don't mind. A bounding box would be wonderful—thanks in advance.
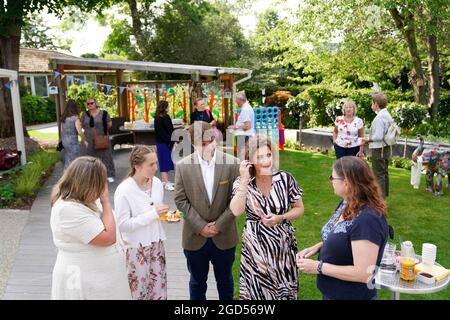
[329,175,344,182]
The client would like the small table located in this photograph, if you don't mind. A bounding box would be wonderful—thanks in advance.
[374,257,450,300]
[120,124,184,145]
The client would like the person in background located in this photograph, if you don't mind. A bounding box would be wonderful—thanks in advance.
[61,99,87,169]
[190,98,216,126]
[154,100,175,191]
[81,98,116,183]
[296,156,389,300]
[50,156,131,300]
[114,145,169,300]
[230,136,304,300]
[228,91,255,159]
[174,121,240,300]
[364,93,393,197]
[332,99,365,159]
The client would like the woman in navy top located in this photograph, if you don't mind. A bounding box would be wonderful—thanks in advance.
[297,156,389,300]
[154,100,175,191]
[190,98,216,125]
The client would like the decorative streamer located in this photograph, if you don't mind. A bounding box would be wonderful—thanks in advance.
[127,88,131,121]
[182,90,187,123]
[209,90,215,112]
[172,88,176,118]
[144,89,149,123]
[131,90,136,122]
[221,95,225,124]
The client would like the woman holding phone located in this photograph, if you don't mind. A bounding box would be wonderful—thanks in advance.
[230,136,305,300]
[114,145,170,300]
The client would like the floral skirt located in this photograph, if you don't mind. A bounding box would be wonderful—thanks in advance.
[125,241,167,300]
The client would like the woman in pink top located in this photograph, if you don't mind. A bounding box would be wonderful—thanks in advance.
[332,100,365,159]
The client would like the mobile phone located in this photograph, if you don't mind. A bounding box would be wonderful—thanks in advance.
[249,163,256,177]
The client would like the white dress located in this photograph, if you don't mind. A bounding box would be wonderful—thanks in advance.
[50,199,131,300]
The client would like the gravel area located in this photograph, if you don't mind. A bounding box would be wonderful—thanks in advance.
[0,210,29,300]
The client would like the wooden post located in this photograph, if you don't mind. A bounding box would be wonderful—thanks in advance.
[116,69,127,118]
[56,64,67,139]
[221,74,233,128]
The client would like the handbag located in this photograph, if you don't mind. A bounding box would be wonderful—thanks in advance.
[87,110,110,150]
[93,128,110,150]
[56,141,64,152]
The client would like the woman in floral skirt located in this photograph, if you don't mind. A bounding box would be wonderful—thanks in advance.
[114,145,170,299]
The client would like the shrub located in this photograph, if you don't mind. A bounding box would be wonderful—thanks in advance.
[0,182,16,207]
[437,90,450,120]
[21,95,57,125]
[389,102,429,134]
[391,156,412,170]
[67,83,119,117]
[284,95,310,129]
[302,85,335,127]
[417,119,450,138]
[13,150,60,197]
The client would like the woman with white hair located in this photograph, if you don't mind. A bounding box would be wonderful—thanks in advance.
[332,99,365,159]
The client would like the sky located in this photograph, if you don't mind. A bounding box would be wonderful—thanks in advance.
[42,0,303,57]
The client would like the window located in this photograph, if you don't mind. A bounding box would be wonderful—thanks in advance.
[34,75,48,97]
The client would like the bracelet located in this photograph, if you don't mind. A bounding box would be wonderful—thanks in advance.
[317,260,324,275]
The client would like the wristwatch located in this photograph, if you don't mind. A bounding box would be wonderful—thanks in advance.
[317,260,324,275]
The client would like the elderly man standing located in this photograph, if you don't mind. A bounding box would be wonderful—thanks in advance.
[228,91,255,159]
[364,93,393,197]
[175,121,240,300]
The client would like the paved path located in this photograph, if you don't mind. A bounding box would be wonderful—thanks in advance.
[2,147,219,300]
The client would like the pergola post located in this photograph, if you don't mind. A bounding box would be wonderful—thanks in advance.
[0,68,27,165]
[221,74,233,128]
[55,64,67,139]
[116,69,127,117]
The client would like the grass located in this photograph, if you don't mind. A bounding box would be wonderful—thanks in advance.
[28,129,59,144]
[232,149,450,300]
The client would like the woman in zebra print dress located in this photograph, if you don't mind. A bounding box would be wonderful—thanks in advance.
[230,136,304,300]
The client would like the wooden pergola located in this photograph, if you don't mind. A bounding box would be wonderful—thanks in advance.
[48,57,252,136]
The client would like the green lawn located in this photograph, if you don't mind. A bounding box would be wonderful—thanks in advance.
[232,149,450,300]
[28,129,59,144]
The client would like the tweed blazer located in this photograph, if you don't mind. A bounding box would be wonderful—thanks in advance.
[174,150,240,251]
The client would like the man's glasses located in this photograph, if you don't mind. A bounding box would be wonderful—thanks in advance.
[329,175,344,182]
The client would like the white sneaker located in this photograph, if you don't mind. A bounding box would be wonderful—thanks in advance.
[164,182,175,191]
[107,177,115,183]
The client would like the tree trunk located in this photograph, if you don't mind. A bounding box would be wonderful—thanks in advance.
[389,8,427,105]
[126,0,155,59]
[0,32,22,138]
[298,114,302,148]
[427,33,440,121]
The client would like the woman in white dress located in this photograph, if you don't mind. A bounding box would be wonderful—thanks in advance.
[114,145,169,300]
[50,156,131,300]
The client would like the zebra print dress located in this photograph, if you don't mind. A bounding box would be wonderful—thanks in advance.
[232,171,303,300]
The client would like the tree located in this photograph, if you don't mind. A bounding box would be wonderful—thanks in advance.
[0,0,111,138]
[287,0,450,119]
[102,0,249,69]
[21,14,71,50]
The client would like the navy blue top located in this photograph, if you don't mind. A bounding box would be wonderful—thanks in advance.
[190,110,213,124]
[317,200,389,300]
